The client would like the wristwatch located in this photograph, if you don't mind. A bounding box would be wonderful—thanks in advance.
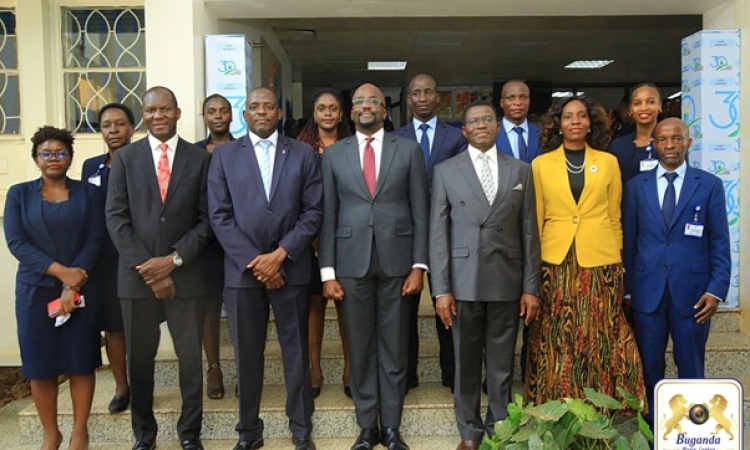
[170,251,183,267]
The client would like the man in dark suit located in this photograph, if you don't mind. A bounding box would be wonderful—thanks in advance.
[207,87,321,450]
[495,80,541,163]
[393,73,467,393]
[106,86,213,450]
[319,83,429,450]
[430,101,541,450]
[623,117,731,425]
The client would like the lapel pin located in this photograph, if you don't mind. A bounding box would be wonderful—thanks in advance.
[589,165,598,173]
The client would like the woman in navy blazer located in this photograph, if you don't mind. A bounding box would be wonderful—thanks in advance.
[608,83,662,183]
[4,126,104,450]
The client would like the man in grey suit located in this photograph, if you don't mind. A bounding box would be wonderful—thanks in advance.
[106,86,212,450]
[430,101,541,450]
[319,83,429,450]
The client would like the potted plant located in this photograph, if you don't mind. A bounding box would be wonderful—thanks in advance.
[479,387,653,450]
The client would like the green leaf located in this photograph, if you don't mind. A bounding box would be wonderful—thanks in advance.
[505,443,528,450]
[527,400,568,421]
[565,398,599,421]
[493,419,516,442]
[636,414,654,442]
[616,387,641,411]
[578,421,618,439]
[613,435,631,450]
[632,432,650,450]
[512,428,537,442]
[527,432,544,450]
[478,435,498,450]
[550,413,582,449]
[585,388,623,410]
[542,431,561,450]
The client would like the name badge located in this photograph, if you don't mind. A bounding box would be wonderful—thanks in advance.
[684,223,704,238]
[87,174,101,187]
[640,158,658,171]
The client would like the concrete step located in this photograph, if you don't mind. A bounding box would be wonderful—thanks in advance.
[155,328,750,388]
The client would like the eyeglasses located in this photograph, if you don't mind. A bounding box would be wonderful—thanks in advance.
[352,97,384,107]
[655,135,686,145]
[38,151,71,161]
[465,116,497,127]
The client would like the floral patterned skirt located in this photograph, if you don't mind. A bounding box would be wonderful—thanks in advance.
[525,245,645,409]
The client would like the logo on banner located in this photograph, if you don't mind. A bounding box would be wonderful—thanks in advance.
[681,80,690,93]
[655,379,742,450]
[218,60,241,76]
[708,90,739,133]
[710,55,731,71]
[708,160,730,175]
[681,41,690,56]
[692,57,703,72]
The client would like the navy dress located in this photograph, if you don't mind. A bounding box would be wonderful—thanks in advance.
[82,154,123,332]
[4,178,105,379]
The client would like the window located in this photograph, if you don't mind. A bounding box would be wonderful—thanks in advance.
[62,7,145,133]
[0,8,20,134]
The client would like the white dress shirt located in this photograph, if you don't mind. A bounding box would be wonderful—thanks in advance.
[413,116,438,153]
[249,129,279,171]
[502,117,529,159]
[467,144,500,193]
[656,161,687,208]
[148,133,179,172]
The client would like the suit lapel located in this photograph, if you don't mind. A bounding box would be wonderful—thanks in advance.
[671,166,700,229]
[576,147,596,206]
[430,122,449,170]
[642,170,666,232]
[456,152,489,207]
[485,155,512,220]
[496,128,513,158]
[163,138,189,208]
[344,136,371,198]
[29,179,56,251]
[375,134,397,198]
[242,136,267,201]
[136,139,161,204]
[269,136,290,202]
[550,147,577,207]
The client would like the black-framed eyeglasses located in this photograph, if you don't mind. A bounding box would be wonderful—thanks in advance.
[38,151,71,161]
[353,97,384,107]
[466,116,496,127]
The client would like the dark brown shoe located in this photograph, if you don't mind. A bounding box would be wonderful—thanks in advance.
[456,440,479,450]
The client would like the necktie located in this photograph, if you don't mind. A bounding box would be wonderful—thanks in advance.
[362,137,376,197]
[662,172,678,225]
[419,123,431,169]
[513,126,528,161]
[478,153,495,203]
[258,139,272,199]
[157,143,170,203]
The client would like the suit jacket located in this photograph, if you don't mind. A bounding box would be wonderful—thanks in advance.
[608,131,657,184]
[82,154,118,262]
[105,136,213,299]
[393,120,467,186]
[319,133,429,278]
[4,178,104,287]
[430,150,541,301]
[208,134,322,288]
[496,121,541,163]
[531,145,622,267]
[622,165,730,316]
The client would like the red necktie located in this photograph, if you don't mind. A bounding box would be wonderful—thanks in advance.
[362,137,376,197]
[157,143,170,203]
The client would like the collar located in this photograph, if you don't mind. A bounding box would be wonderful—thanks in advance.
[412,116,438,131]
[356,128,385,144]
[468,145,498,163]
[502,117,528,134]
[148,133,179,151]
[248,130,279,148]
[656,161,687,179]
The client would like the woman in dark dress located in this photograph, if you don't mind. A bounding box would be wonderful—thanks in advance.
[4,126,105,450]
[195,93,235,399]
[296,89,352,398]
[82,103,135,415]
[609,83,662,183]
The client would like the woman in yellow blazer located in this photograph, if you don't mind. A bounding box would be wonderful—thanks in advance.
[525,96,645,407]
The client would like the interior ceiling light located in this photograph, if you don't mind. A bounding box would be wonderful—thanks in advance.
[552,91,585,98]
[564,60,614,69]
[368,61,407,71]
[668,91,682,99]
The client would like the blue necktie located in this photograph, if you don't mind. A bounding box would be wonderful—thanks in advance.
[258,139,272,199]
[513,126,528,162]
[419,123,431,169]
[662,172,678,225]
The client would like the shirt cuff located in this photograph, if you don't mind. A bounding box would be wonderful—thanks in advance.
[413,263,429,272]
[706,292,724,302]
[320,267,336,282]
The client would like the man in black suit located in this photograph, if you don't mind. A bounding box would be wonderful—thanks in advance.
[319,83,429,450]
[208,87,322,450]
[106,86,212,450]
[393,74,467,393]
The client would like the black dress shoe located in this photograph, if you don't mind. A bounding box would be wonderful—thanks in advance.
[343,385,352,399]
[406,376,419,391]
[180,438,204,450]
[109,394,130,413]
[132,441,156,450]
[380,427,410,450]
[292,437,316,450]
[311,385,322,399]
[233,438,264,450]
[350,428,379,450]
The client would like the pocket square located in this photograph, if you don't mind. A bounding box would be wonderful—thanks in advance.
[512,183,524,191]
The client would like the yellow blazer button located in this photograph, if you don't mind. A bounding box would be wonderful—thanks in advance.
[572,216,580,224]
